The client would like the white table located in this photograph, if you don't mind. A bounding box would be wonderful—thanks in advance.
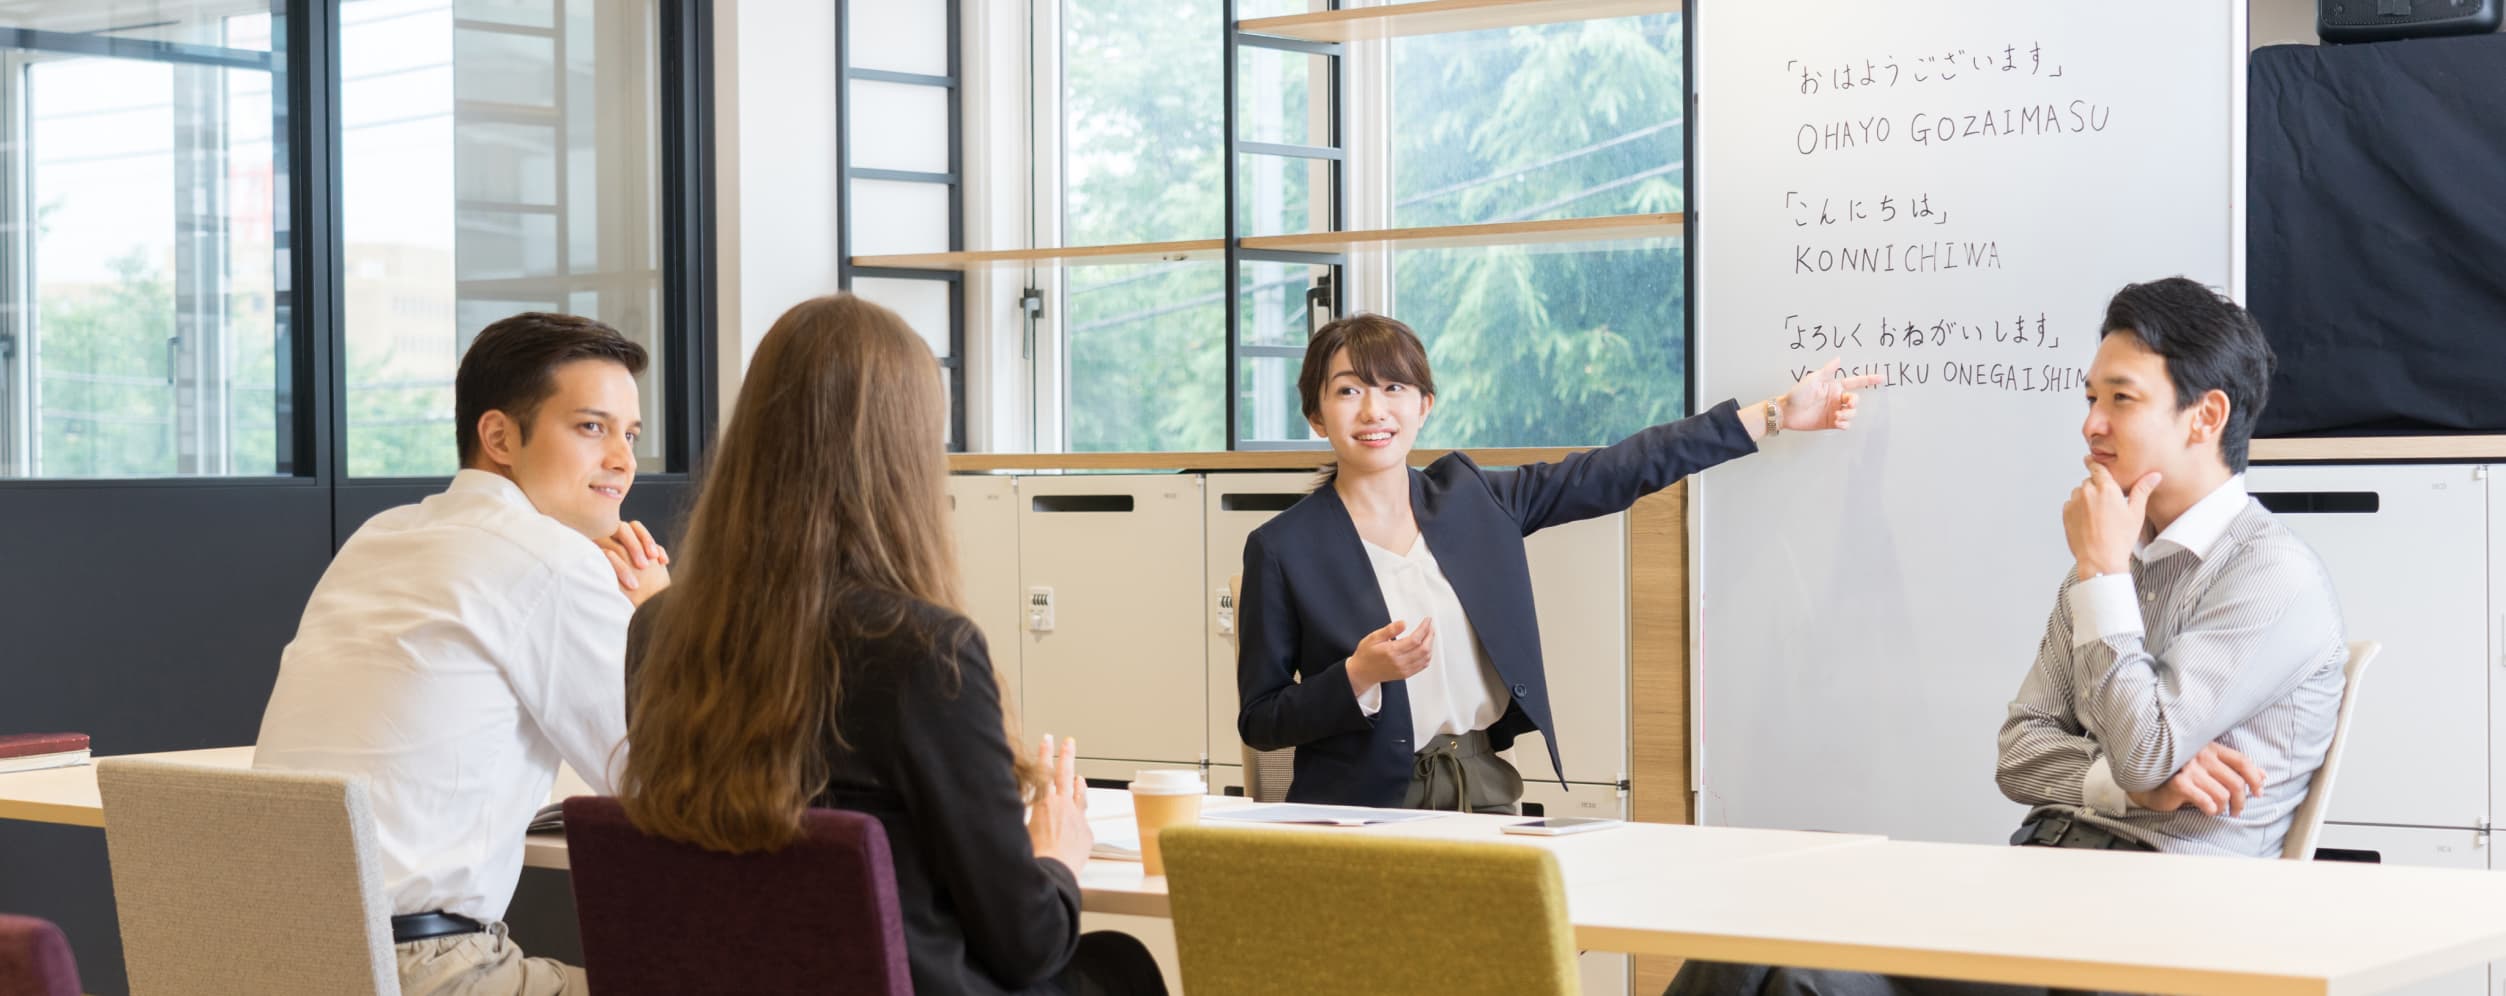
[0,746,591,870]
[1562,837,2506,996]
[1071,791,1881,919]
[14,749,2506,994]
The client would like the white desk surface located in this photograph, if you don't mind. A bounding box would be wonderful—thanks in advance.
[14,750,2506,994]
[1072,796,1881,918]
[1568,838,2506,996]
[0,746,594,870]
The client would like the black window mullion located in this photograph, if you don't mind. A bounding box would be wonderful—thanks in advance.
[285,0,344,492]
[836,0,966,452]
[660,0,718,470]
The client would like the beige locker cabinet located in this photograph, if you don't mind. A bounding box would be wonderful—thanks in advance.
[2311,823,2495,996]
[2247,465,2489,830]
[947,475,1025,709]
[1517,779,1628,821]
[2494,470,2506,879]
[1018,475,1209,768]
[1577,953,1630,996]
[1506,511,1632,789]
[1205,763,1245,798]
[1203,472,1323,772]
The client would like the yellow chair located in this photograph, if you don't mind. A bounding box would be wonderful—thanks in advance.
[1161,825,1579,996]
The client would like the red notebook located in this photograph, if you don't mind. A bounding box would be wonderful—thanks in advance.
[0,733,91,774]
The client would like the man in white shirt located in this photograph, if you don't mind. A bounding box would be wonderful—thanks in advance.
[256,312,671,996]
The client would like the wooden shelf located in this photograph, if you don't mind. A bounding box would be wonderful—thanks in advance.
[851,239,1225,272]
[1240,212,1681,254]
[2251,436,2506,463]
[949,446,1589,472]
[1239,0,1680,43]
[853,215,1679,270]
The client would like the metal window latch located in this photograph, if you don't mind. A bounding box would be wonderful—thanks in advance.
[1019,288,1044,360]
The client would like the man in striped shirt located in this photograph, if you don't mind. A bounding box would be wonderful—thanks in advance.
[1997,277,2346,859]
[1666,279,2347,995]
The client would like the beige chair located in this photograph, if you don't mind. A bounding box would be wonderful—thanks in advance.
[2281,640,2380,861]
[97,758,398,996]
[1228,573,1298,802]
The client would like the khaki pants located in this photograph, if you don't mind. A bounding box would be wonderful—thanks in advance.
[1402,730,1525,814]
[395,921,587,996]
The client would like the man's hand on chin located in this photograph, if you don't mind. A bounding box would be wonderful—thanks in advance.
[598,520,671,606]
[2064,459,2160,582]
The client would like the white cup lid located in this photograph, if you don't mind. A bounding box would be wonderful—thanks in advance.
[1131,769,1203,794]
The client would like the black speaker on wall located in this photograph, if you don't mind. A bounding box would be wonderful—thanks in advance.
[2319,0,2503,42]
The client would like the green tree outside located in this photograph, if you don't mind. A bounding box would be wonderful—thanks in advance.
[1058,7,1686,452]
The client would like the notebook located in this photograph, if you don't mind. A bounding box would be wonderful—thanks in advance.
[0,733,90,775]
[527,802,565,834]
[1089,815,1143,860]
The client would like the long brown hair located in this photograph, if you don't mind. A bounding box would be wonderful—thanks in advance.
[620,293,1046,853]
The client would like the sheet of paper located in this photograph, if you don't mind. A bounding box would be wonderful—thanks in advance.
[1203,804,1447,827]
[1090,814,1142,860]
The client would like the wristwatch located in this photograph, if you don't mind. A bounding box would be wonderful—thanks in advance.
[1763,395,1783,436]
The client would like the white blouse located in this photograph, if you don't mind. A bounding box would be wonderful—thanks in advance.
[1352,534,1512,749]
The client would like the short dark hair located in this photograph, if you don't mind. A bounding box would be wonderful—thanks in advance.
[2098,278,2276,472]
[1298,313,1436,424]
[455,312,648,468]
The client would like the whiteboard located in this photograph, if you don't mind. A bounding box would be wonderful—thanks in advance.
[1692,1,2246,843]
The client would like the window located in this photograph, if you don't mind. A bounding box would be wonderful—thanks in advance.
[1058,0,1224,453]
[841,0,964,449]
[1386,14,1687,448]
[962,4,1688,453]
[0,2,287,478]
[340,0,666,477]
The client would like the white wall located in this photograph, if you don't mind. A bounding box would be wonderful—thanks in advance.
[712,0,844,414]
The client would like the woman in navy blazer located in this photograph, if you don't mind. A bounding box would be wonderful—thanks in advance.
[1236,314,1879,810]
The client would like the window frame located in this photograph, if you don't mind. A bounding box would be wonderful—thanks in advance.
[834,0,970,451]
[962,0,1695,455]
[0,0,717,491]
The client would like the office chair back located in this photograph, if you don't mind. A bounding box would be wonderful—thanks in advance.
[98,759,397,996]
[2282,640,2380,860]
[562,796,913,995]
[1162,824,1578,995]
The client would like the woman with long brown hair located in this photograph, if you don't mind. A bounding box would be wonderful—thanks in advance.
[618,294,1164,995]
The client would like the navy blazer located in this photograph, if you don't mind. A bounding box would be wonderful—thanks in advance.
[1235,401,1759,807]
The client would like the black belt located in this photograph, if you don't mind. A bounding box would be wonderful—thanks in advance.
[391,911,487,944]
[2011,814,2159,852]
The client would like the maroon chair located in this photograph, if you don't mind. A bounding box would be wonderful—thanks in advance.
[0,914,81,996]
[562,796,913,996]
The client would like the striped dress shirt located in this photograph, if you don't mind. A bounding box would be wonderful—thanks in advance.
[1996,475,2349,857]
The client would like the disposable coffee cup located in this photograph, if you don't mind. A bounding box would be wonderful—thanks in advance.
[1130,769,1205,876]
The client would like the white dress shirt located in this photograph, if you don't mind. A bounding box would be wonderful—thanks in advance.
[1352,535,1512,749]
[256,470,631,922]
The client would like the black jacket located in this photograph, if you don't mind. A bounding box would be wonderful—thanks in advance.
[1234,402,1756,807]
[629,588,1080,995]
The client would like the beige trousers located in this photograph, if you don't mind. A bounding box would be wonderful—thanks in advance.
[394,921,587,996]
